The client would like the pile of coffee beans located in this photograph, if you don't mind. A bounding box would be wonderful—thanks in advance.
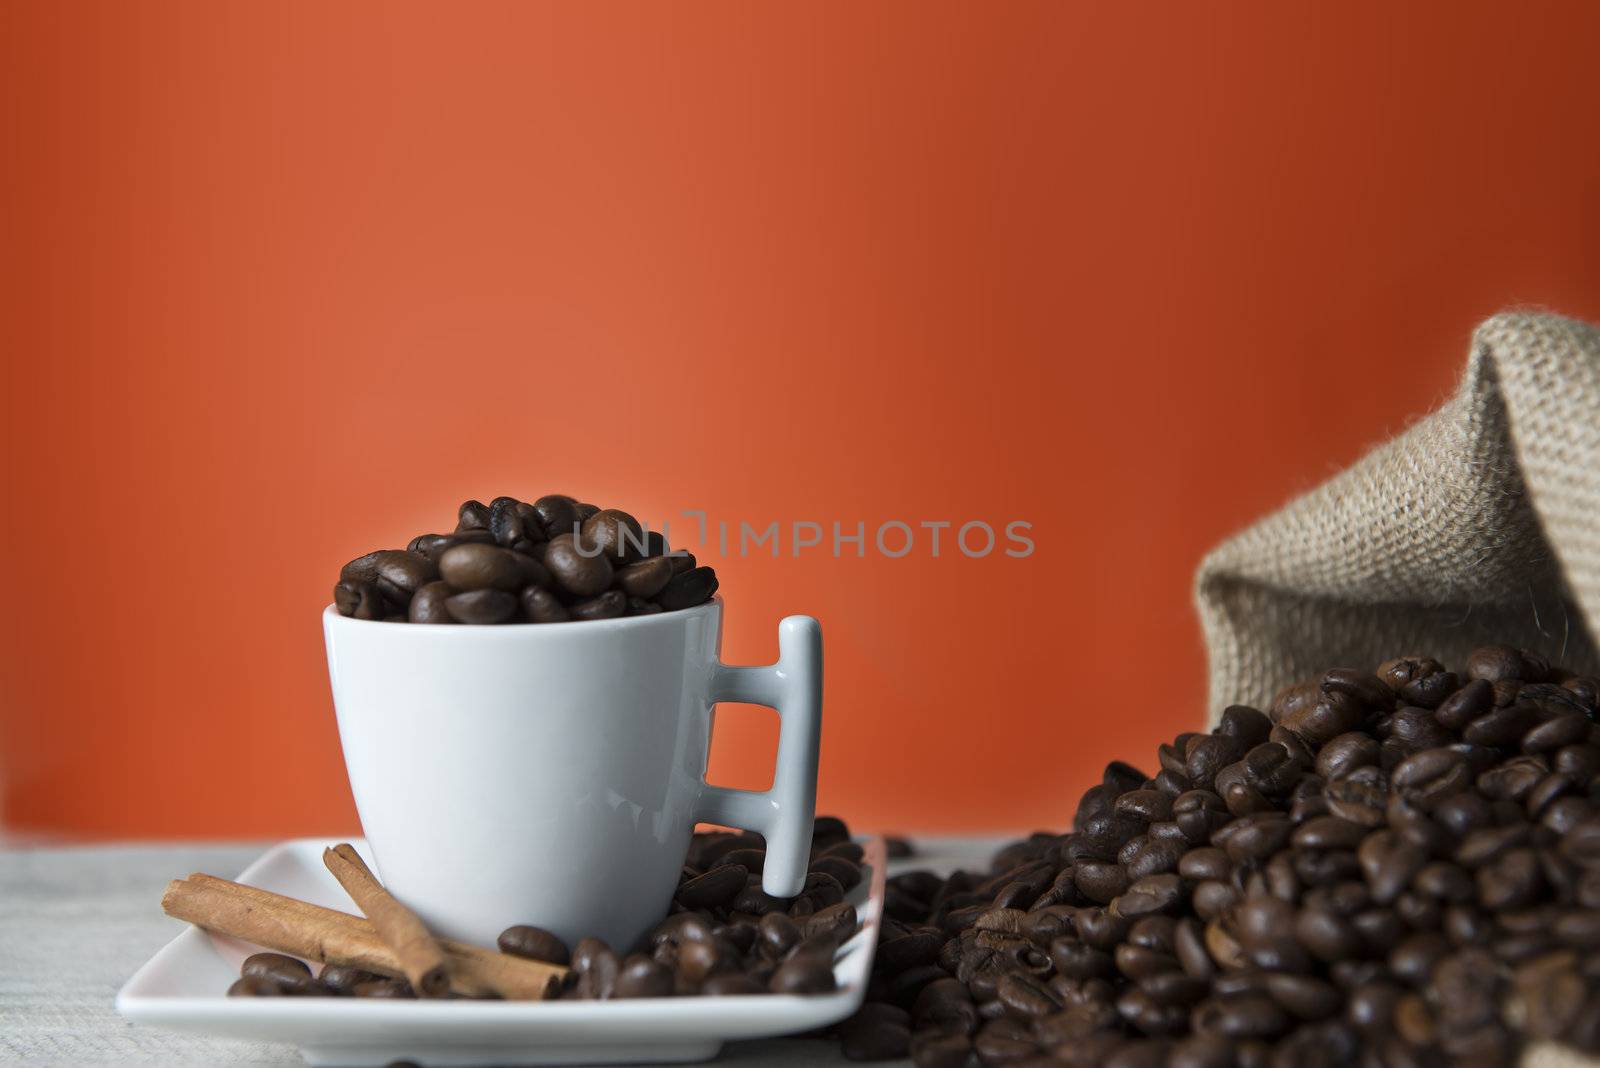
[332,494,718,624]
[834,645,1600,1067]
[226,818,879,1000]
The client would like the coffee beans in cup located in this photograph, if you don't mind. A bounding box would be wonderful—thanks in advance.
[332,494,717,624]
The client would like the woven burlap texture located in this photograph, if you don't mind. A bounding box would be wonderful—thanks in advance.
[1196,311,1600,1068]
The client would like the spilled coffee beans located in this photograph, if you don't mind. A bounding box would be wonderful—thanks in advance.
[333,494,717,624]
[835,643,1600,1066]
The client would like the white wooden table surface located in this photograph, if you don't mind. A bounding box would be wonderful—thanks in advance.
[0,837,1003,1067]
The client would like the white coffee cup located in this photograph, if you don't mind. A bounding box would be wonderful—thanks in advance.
[323,597,822,951]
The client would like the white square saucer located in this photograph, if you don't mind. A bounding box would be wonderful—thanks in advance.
[117,836,885,1066]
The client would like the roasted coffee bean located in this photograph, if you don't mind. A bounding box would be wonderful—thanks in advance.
[1390,745,1465,790]
[673,936,731,987]
[656,565,719,611]
[1216,812,1293,862]
[1234,897,1310,972]
[839,1003,912,1060]
[436,542,526,592]
[971,1024,1041,1065]
[1192,880,1242,921]
[1049,937,1114,980]
[1247,744,1304,795]
[1463,702,1539,747]
[339,550,393,586]
[366,549,439,607]
[543,533,614,597]
[1114,942,1180,980]
[1291,815,1367,850]
[1356,830,1427,904]
[318,963,380,994]
[526,495,579,538]
[353,978,415,998]
[333,579,385,619]
[241,952,314,991]
[808,855,861,893]
[1115,789,1174,823]
[819,839,866,864]
[1111,874,1182,918]
[1527,771,1580,819]
[804,901,858,944]
[519,584,570,623]
[571,936,613,975]
[1018,904,1074,945]
[1074,861,1129,904]
[1412,860,1473,901]
[1522,711,1591,752]
[228,976,288,996]
[455,499,491,530]
[1466,644,1537,682]
[614,954,674,998]
[1388,931,1448,986]
[1323,766,1388,827]
[1283,692,1368,745]
[910,1031,972,1068]
[498,924,570,965]
[568,589,628,621]
[1140,969,1208,1007]
[486,496,527,546]
[574,941,620,1000]
[995,971,1063,1018]
[1431,789,1493,839]
[1170,1034,1237,1068]
[769,955,837,994]
[1124,836,1186,880]
[1218,705,1273,746]
[1322,668,1394,709]
[444,588,517,624]
[1478,847,1543,909]
[912,975,977,1034]
[1186,735,1243,788]
[699,973,763,996]
[1315,733,1380,781]
[406,580,455,623]
[674,863,748,909]
[1193,994,1290,1040]
[580,508,645,561]
[614,557,674,599]
[1224,782,1272,820]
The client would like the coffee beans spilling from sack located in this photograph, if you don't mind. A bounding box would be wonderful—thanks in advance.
[226,818,876,999]
[332,494,717,624]
[837,645,1600,1066]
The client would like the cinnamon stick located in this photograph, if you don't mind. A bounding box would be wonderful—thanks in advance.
[162,874,564,999]
[322,844,450,997]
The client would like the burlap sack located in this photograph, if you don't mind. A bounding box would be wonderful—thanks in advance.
[1196,311,1600,1067]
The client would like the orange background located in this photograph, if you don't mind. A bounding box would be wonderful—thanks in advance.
[4,1,1599,840]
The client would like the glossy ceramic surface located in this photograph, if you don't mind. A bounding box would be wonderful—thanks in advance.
[323,599,822,950]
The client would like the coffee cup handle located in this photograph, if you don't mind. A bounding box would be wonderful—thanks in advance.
[695,614,823,899]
